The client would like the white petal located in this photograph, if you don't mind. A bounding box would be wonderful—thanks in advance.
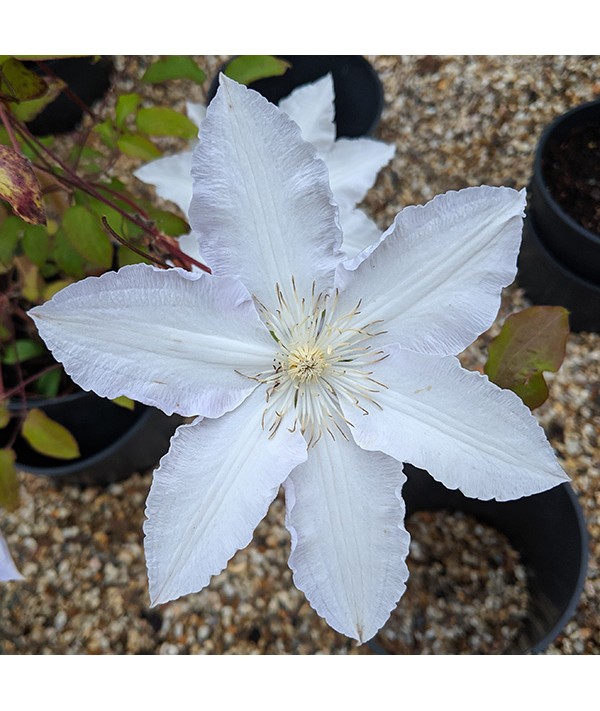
[177,231,203,265]
[343,346,570,502]
[30,264,275,418]
[338,205,383,259]
[278,74,336,152]
[0,530,23,582]
[134,150,194,216]
[326,137,395,208]
[144,388,307,605]
[336,186,526,356]
[186,101,206,131]
[284,434,410,643]
[189,75,343,309]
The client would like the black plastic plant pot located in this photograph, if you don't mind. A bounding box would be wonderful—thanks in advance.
[2,390,181,487]
[369,464,588,655]
[517,99,600,332]
[25,56,114,136]
[208,56,385,138]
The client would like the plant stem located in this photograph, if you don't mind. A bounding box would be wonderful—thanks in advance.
[2,363,61,401]
[10,115,211,273]
[0,103,22,153]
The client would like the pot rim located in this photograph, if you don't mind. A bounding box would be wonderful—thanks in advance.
[7,387,101,412]
[533,97,600,248]
[15,404,159,478]
[523,214,600,295]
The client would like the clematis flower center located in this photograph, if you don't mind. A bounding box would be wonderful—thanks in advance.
[287,344,328,383]
[248,279,389,446]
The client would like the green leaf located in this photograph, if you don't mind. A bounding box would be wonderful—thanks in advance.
[22,223,50,267]
[225,55,291,85]
[93,119,118,150]
[484,306,570,410]
[115,92,141,130]
[141,56,206,86]
[117,133,162,161]
[0,215,26,269]
[62,205,113,269]
[111,395,135,411]
[147,207,189,237]
[21,408,80,460]
[0,58,47,102]
[117,244,151,267]
[0,448,20,511]
[136,107,198,140]
[0,145,46,225]
[2,338,46,364]
[52,228,85,278]
[34,368,62,398]
[0,401,9,429]
[69,146,105,175]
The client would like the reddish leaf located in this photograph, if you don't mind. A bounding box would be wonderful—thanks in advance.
[484,306,570,409]
[0,145,46,224]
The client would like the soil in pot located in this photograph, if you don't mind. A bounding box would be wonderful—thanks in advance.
[542,122,600,235]
[373,510,530,654]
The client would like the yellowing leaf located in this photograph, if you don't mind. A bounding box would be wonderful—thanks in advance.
[21,408,80,459]
[0,145,46,225]
[484,306,570,410]
[0,448,20,511]
[14,255,42,302]
[10,76,65,122]
[42,278,74,301]
[111,395,135,411]
[0,58,47,102]
[225,55,290,85]
[0,401,9,429]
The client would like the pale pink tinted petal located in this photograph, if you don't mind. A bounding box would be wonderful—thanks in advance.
[326,137,395,208]
[190,75,342,309]
[284,434,410,642]
[0,531,22,582]
[278,74,336,152]
[134,150,193,216]
[30,264,275,418]
[144,389,307,605]
[336,186,526,356]
[343,346,569,502]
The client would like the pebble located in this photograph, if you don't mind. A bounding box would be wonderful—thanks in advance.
[1,56,599,654]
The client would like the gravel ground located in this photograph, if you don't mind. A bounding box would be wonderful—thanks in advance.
[1,55,599,655]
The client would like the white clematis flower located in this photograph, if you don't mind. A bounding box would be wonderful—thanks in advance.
[30,76,569,643]
[0,530,22,582]
[133,74,394,260]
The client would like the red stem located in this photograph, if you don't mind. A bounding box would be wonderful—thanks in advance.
[0,103,22,152]
[10,116,211,274]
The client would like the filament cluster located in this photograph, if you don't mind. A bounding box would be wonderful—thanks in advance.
[249,279,388,446]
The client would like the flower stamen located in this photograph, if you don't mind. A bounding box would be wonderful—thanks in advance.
[247,279,388,445]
